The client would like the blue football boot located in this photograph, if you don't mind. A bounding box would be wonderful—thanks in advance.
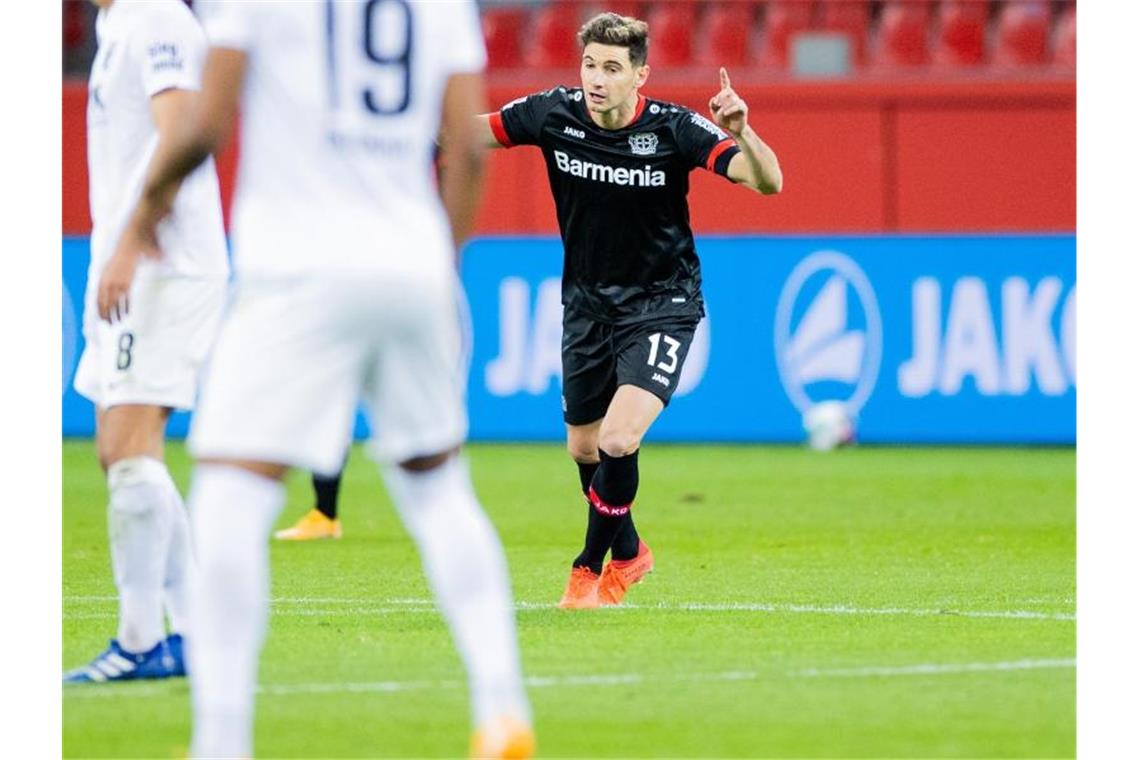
[164,633,187,677]
[63,637,180,683]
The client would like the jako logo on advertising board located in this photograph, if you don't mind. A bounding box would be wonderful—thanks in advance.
[898,276,1075,398]
[774,251,883,416]
[63,234,1074,442]
[484,276,710,398]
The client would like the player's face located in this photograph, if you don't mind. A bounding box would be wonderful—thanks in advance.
[580,43,649,114]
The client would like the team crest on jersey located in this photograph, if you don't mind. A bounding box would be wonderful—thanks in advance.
[628,132,658,156]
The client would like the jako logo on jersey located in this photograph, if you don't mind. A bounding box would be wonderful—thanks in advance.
[629,133,658,156]
[563,126,585,139]
[554,150,665,186]
[651,373,671,388]
[774,251,883,416]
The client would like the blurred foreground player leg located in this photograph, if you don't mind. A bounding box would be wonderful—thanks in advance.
[476,12,782,607]
[64,0,228,683]
[114,1,532,756]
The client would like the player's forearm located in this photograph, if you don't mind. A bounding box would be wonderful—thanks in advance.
[733,125,783,195]
[133,131,212,231]
[148,132,213,198]
[475,114,507,150]
[440,143,486,250]
[138,48,244,221]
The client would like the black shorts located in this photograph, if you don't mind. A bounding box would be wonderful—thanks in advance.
[561,310,700,425]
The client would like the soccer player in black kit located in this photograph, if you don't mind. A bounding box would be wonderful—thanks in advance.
[477,12,783,608]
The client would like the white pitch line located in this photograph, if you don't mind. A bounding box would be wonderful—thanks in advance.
[797,658,1076,678]
[63,659,1074,701]
[572,601,1076,621]
[63,596,1076,621]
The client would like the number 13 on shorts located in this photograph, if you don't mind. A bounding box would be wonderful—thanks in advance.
[646,332,681,374]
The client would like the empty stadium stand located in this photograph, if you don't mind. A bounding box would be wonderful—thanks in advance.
[63,1,1077,78]
[932,0,989,66]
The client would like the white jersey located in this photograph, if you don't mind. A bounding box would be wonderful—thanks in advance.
[86,0,228,281]
[195,0,486,278]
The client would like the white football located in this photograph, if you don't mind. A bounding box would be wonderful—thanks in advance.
[802,401,855,451]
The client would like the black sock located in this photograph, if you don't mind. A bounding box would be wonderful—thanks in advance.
[573,450,639,574]
[611,512,641,562]
[576,461,599,495]
[312,471,342,520]
[581,457,641,561]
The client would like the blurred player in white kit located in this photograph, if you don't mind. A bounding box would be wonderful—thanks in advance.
[65,0,228,684]
[111,1,534,757]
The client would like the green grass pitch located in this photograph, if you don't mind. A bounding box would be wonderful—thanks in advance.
[63,441,1075,758]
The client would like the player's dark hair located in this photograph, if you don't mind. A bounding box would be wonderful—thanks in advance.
[578,12,649,66]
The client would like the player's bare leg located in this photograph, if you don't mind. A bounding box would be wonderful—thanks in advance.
[383,448,533,759]
[65,404,191,683]
[560,386,660,608]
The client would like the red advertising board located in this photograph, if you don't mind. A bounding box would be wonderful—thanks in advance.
[62,77,1074,235]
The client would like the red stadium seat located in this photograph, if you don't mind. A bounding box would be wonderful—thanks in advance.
[993,1,1052,66]
[932,0,988,67]
[646,3,698,66]
[63,0,87,50]
[819,0,870,66]
[696,3,758,68]
[758,1,816,69]
[482,8,526,70]
[1052,3,1076,68]
[872,0,932,68]
[526,3,582,68]
[596,1,644,20]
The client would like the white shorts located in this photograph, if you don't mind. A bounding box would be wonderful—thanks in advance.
[74,275,228,411]
[188,273,469,475]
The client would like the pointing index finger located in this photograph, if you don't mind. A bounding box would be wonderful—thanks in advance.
[719,67,731,91]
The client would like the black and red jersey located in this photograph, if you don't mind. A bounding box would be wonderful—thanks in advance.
[491,86,741,324]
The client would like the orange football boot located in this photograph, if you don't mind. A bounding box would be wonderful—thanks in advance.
[558,566,601,609]
[598,540,654,605]
[273,508,342,541]
[470,715,536,759]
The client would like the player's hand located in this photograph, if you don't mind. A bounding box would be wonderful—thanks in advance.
[98,213,160,323]
[96,248,140,324]
[709,67,748,137]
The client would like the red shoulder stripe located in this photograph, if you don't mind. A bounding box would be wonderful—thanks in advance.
[489,112,513,148]
[705,137,735,171]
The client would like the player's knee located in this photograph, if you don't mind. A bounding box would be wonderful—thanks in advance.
[97,407,167,471]
[97,437,127,472]
[566,438,599,464]
[98,436,147,472]
[597,428,641,458]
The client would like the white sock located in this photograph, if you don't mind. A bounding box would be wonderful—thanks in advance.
[383,456,531,729]
[107,456,173,654]
[161,472,192,637]
[186,464,285,760]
